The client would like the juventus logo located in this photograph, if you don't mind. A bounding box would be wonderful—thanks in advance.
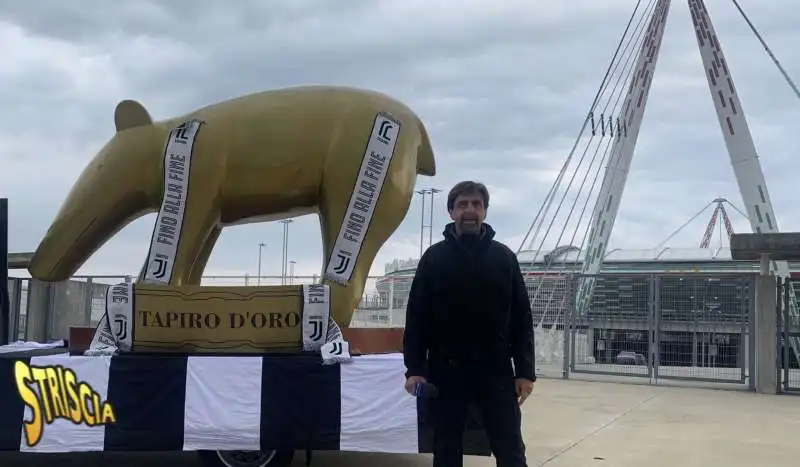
[113,316,128,341]
[377,120,394,142]
[112,295,128,304]
[309,318,324,341]
[328,341,344,356]
[332,253,351,275]
[150,255,168,279]
[174,124,191,143]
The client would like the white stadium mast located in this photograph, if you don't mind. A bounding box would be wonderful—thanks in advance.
[518,0,800,363]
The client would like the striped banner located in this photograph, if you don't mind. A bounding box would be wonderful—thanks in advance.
[0,353,489,455]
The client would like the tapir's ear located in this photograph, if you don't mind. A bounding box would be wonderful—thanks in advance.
[114,99,153,132]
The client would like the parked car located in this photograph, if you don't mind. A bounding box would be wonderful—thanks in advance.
[616,350,647,365]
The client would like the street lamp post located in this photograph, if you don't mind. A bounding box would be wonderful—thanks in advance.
[428,188,441,247]
[280,219,293,285]
[289,260,296,285]
[257,242,265,286]
[416,188,440,255]
[416,189,428,257]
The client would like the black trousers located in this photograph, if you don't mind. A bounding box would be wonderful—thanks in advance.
[429,370,528,467]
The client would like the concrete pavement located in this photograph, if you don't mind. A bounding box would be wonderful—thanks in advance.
[2,378,798,466]
[516,379,799,466]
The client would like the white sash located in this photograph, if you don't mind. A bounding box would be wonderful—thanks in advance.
[300,283,351,364]
[324,112,401,285]
[318,112,402,363]
[85,119,202,355]
[142,119,203,284]
[301,284,330,351]
[85,282,135,355]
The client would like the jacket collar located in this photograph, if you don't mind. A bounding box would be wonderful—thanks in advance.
[443,222,495,250]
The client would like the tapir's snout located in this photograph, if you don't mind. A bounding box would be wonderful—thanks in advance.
[29,146,151,281]
[29,187,151,282]
[29,115,162,282]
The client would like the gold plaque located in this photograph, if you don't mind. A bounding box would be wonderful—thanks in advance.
[132,284,304,353]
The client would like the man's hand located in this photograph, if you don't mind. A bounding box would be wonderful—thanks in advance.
[514,377,534,406]
[404,376,427,395]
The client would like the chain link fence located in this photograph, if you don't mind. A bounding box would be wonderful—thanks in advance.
[560,273,754,386]
[567,274,653,379]
[778,278,800,393]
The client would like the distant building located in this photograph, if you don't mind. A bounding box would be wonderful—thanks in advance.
[375,246,800,368]
[377,246,790,302]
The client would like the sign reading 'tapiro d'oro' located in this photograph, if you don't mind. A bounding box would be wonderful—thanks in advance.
[132,284,304,353]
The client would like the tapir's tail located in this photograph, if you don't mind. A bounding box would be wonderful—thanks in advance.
[415,119,436,177]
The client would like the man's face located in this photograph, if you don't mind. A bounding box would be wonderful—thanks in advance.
[449,192,486,235]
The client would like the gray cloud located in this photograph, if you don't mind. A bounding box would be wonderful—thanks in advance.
[1,0,799,283]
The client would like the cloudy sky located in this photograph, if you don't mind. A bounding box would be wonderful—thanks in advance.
[1,0,798,286]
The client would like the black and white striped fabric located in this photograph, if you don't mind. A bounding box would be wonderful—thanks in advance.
[0,353,490,456]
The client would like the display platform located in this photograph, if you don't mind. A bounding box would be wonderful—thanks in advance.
[0,352,490,456]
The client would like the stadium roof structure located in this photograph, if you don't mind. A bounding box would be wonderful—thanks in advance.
[384,245,738,275]
[516,245,734,265]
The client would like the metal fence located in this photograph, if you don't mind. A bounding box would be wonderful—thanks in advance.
[5,274,406,343]
[4,271,761,390]
[561,273,754,386]
[778,277,800,393]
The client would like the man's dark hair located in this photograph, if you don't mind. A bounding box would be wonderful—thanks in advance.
[446,181,490,211]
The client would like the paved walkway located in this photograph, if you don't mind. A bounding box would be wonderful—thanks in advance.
[2,378,797,466]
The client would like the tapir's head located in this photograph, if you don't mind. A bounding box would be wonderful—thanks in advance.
[28,100,164,281]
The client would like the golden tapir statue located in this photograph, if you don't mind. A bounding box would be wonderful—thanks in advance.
[29,86,435,352]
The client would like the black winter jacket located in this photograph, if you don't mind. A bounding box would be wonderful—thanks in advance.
[402,222,536,381]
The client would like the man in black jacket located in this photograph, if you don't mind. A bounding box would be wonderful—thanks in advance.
[403,181,535,467]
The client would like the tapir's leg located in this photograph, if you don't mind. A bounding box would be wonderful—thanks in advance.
[185,225,222,286]
[149,130,225,286]
[319,130,422,326]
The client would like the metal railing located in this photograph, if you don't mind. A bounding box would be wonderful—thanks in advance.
[5,274,411,342]
[4,271,761,390]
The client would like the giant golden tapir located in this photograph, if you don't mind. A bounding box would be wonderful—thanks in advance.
[29,85,436,328]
